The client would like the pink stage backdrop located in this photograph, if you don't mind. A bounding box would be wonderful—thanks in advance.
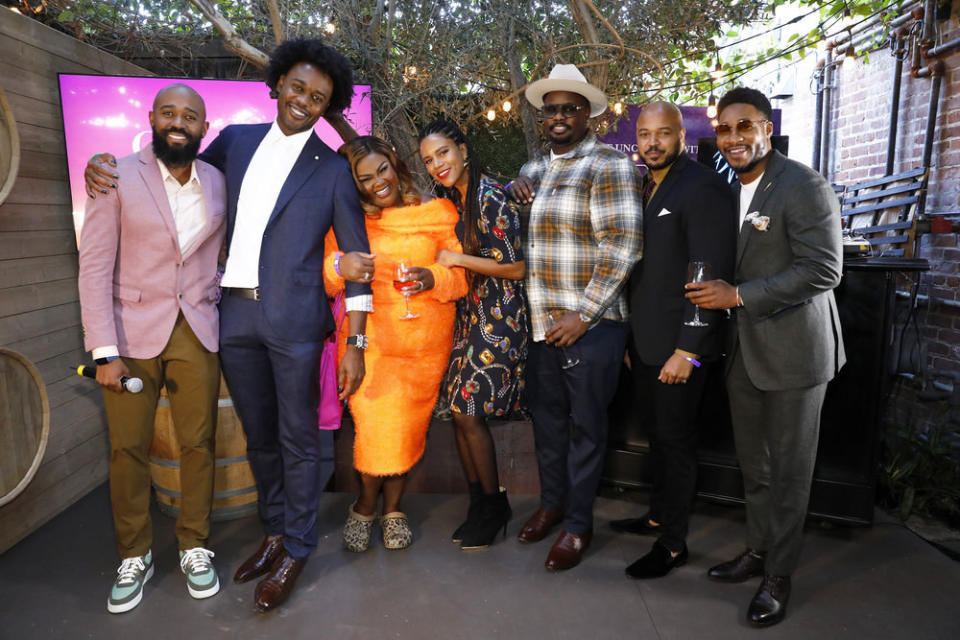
[58,74,373,234]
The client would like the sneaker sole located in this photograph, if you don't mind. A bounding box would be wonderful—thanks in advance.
[107,564,154,614]
[187,575,220,599]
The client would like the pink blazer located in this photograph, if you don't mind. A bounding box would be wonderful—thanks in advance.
[78,145,227,359]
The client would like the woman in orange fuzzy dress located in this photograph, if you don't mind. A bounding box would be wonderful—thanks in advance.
[324,136,468,552]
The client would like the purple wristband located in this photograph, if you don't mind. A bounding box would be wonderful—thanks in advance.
[680,354,701,368]
[334,252,342,277]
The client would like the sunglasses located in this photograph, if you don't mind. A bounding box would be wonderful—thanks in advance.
[713,119,769,136]
[541,103,584,119]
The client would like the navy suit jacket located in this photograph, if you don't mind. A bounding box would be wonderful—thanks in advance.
[200,123,370,342]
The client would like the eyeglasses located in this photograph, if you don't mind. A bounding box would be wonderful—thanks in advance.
[541,103,584,119]
[713,119,769,137]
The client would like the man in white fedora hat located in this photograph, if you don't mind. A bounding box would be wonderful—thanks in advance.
[508,63,643,571]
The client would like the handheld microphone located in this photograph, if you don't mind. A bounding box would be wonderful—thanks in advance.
[76,364,144,394]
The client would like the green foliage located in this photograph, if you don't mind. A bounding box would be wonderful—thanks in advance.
[878,408,960,529]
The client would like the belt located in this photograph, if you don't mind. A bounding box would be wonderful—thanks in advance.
[223,287,260,301]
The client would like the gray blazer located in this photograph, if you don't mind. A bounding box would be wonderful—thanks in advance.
[731,150,846,391]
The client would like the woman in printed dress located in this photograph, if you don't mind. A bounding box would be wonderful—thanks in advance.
[418,119,529,550]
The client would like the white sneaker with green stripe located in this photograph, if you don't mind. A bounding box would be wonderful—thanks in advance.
[107,550,153,614]
[179,547,220,599]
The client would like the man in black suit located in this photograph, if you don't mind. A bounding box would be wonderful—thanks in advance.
[611,101,736,579]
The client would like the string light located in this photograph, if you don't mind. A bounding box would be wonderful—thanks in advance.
[841,7,853,31]
[711,55,723,82]
[486,109,496,121]
[613,102,623,115]
[502,100,512,112]
[631,153,640,162]
[324,22,336,34]
[706,93,717,118]
[844,43,856,63]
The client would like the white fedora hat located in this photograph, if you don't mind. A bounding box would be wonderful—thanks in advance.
[525,64,608,118]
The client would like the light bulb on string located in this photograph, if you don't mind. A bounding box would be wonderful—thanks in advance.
[712,55,723,82]
[502,100,512,112]
[844,44,856,63]
[706,94,717,119]
[324,22,336,34]
[613,102,623,115]
[486,109,496,121]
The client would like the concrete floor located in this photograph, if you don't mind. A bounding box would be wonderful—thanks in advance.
[1,485,958,640]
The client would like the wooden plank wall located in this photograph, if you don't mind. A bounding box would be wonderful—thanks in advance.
[0,9,151,553]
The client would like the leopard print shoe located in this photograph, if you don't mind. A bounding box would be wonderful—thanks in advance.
[381,512,414,550]
[342,502,376,553]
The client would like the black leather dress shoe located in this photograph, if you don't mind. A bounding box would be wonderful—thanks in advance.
[748,575,791,626]
[234,536,284,584]
[610,514,661,536]
[707,548,765,582]
[625,540,688,579]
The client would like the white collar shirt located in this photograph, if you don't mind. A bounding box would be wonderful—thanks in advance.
[220,120,312,288]
[157,158,206,256]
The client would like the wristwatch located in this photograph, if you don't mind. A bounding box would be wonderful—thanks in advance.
[345,334,369,350]
[95,356,119,365]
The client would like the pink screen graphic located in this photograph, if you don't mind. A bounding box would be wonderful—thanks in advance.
[58,74,373,232]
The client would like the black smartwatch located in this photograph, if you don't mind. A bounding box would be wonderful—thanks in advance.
[345,334,369,350]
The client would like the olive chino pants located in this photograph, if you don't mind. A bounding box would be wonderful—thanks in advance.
[103,313,219,559]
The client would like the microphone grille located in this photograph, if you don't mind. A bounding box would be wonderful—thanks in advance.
[126,377,144,394]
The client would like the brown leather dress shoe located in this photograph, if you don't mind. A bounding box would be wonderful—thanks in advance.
[517,508,564,544]
[545,530,592,571]
[254,552,307,612]
[233,536,284,584]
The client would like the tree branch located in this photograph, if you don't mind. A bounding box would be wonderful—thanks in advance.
[189,0,269,68]
[265,0,284,45]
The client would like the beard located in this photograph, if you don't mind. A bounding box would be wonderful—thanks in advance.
[152,126,202,168]
[642,141,683,171]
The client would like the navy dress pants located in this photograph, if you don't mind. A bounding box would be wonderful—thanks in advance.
[219,294,325,560]
[527,320,629,536]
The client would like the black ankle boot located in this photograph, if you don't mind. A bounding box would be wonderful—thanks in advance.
[461,488,512,550]
[451,482,483,543]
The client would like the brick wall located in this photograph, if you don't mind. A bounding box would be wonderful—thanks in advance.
[826,2,960,408]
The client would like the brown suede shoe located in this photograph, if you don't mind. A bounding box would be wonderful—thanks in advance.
[254,552,307,612]
[516,508,564,544]
[545,530,592,571]
[233,536,284,584]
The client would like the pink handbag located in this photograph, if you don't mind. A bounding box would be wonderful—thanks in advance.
[318,292,345,430]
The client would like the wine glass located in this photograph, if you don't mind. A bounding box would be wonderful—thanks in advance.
[394,260,419,320]
[685,260,711,327]
[547,311,580,369]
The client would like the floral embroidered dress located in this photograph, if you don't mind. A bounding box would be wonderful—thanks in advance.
[443,178,529,417]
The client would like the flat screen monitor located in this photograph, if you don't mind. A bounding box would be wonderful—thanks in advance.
[58,73,373,235]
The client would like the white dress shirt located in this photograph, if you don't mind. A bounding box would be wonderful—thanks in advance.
[219,120,372,313]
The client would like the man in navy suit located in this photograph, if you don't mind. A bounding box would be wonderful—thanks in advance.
[85,39,372,612]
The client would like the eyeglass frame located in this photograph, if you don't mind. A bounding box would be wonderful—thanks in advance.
[540,103,585,119]
[713,118,770,137]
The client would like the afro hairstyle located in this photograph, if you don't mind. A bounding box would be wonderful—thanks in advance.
[265,38,355,114]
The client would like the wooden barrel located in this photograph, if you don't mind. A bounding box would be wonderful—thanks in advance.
[0,87,21,205]
[149,377,258,521]
[0,349,50,507]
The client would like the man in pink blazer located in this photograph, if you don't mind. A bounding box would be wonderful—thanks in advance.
[77,84,227,614]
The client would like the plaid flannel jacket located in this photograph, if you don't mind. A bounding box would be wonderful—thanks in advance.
[520,134,643,342]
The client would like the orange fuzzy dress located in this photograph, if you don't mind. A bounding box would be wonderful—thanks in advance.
[324,198,469,476]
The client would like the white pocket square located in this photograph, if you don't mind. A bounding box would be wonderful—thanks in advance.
[657,208,673,217]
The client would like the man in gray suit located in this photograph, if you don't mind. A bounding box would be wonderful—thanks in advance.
[686,87,845,627]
